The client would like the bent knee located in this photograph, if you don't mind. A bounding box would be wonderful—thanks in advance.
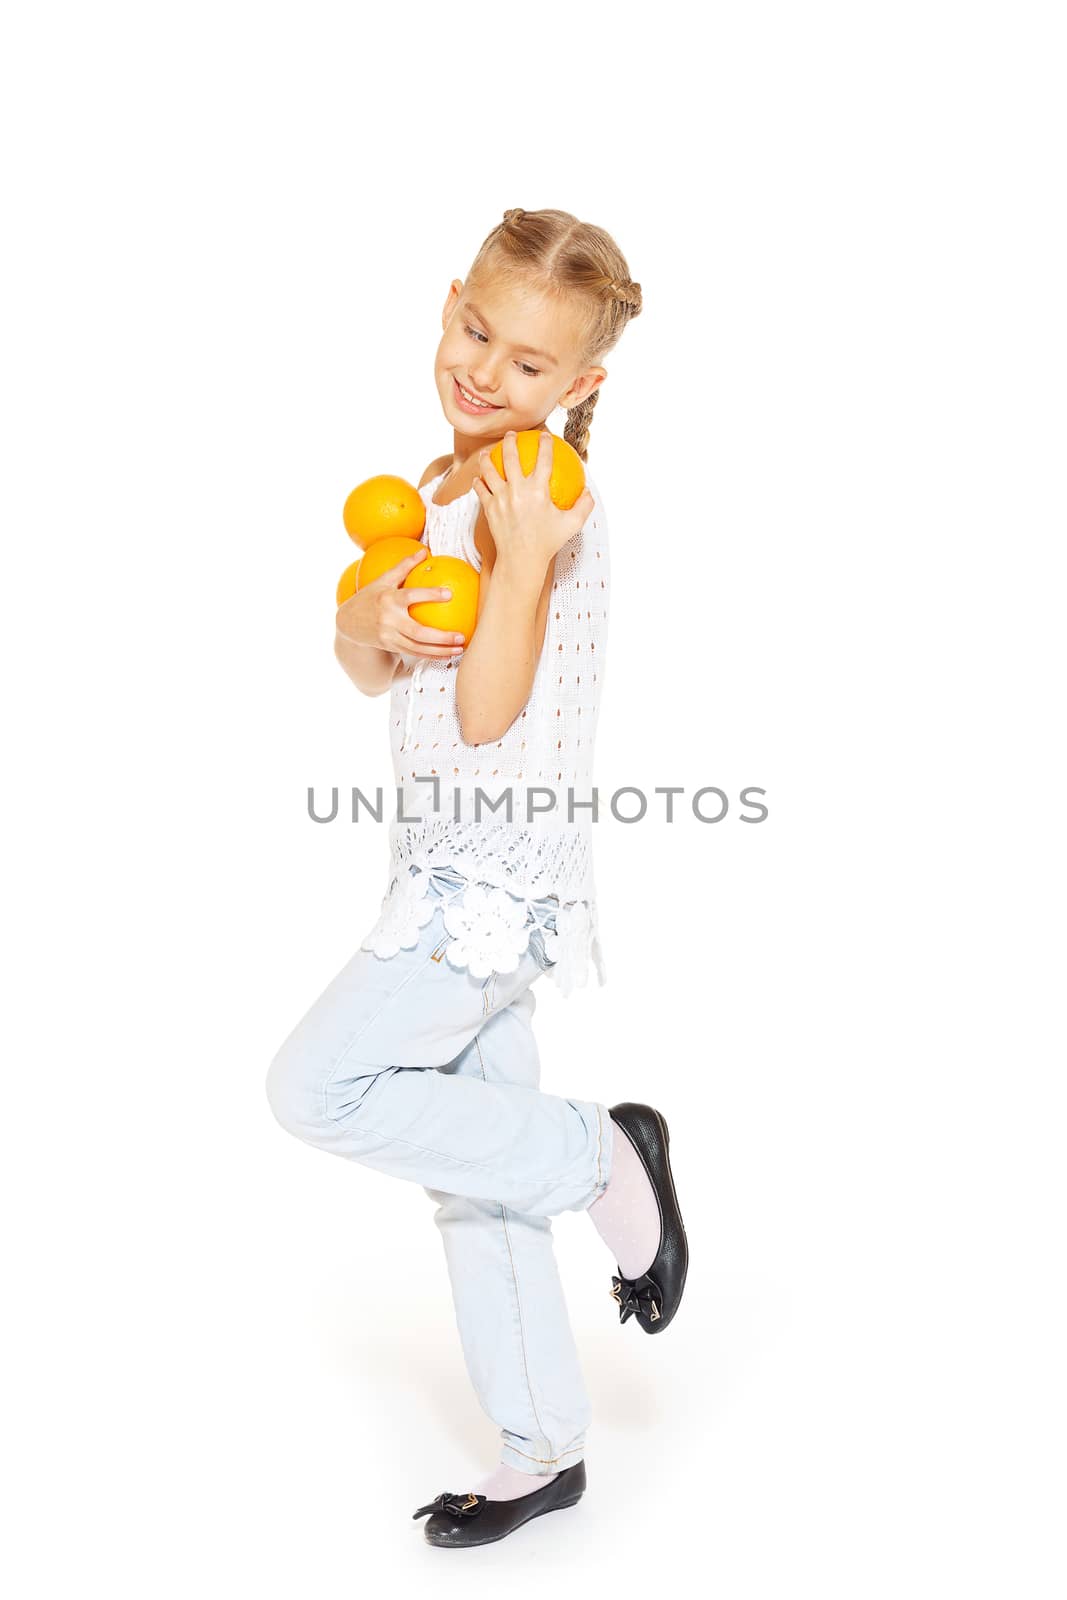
[265,1037,325,1139]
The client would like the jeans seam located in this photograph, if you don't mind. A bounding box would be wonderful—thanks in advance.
[475,1031,551,1459]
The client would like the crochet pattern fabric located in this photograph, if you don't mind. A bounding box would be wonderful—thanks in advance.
[358,466,611,996]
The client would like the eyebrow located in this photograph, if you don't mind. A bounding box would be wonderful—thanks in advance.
[465,304,559,367]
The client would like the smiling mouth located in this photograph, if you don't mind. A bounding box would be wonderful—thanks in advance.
[454,377,502,410]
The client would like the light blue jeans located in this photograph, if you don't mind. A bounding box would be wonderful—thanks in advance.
[265,868,616,1477]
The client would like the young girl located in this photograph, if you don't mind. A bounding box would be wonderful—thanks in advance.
[266,207,688,1549]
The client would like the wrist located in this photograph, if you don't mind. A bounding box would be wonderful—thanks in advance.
[335,620,375,650]
[492,548,551,587]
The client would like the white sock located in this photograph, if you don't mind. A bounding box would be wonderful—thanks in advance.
[471,1461,560,1500]
[586,1119,660,1279]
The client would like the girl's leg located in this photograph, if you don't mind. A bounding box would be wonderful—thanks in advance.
[265,892,614,1216]
[425,986,591,1481]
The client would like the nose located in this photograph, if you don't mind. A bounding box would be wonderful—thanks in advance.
[467,363,501,397]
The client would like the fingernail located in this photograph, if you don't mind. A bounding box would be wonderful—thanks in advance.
[454,634,465,643]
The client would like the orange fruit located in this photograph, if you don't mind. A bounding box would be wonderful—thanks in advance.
[403,554,480,644]
[343,474,426,549]
[336,559,362,605]
[355,535,427,590]
[488,429,585,509]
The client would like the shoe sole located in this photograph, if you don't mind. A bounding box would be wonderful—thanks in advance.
[424,1494,585,1547]
[648,1107,688,1332]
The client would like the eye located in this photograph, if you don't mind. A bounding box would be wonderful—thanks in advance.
[464,324,540,377]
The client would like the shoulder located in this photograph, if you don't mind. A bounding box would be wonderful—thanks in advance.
[417,454,452,490]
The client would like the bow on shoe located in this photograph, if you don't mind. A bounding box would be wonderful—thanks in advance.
[412,1490,487,1521]
[610,1271,662,1325]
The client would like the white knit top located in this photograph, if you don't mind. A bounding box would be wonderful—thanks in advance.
[358,465,611,996]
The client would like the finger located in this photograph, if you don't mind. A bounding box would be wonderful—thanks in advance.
[562,487,593,527]
[399,642,466,658]
[395,624,463,649]
[366,551,428,587]
[478,447,503,490]
[404,619,467,645]
[559,490,595,542]
[536,429,554,478]
[398,586,455,604]
[503,429,521,478]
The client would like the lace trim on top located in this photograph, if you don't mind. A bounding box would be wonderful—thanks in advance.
[359,860,607,998]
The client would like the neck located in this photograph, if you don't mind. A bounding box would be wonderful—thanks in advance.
[446,417,551,484]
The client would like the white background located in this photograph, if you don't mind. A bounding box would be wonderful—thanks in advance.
[3,2,1064,1594]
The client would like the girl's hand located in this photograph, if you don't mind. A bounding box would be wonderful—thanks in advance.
[335,551,467,658]
[473,430,595,572]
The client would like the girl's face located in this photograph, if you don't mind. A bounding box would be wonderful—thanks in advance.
[435,277,605,448]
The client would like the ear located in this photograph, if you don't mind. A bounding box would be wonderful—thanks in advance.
[442,279,464,331]
[557,366,607,410]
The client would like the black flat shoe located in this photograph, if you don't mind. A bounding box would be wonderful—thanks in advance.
[607,1102,689,1334]
[413,1460,586,1547]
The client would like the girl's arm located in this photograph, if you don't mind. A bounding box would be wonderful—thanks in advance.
[334,564,467,696]
[455,434,593,745]
[334,630,400,696]
[334,458,467,698]
[454,511,553,744]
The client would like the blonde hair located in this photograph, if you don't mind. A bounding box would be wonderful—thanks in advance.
[464,207,642,463]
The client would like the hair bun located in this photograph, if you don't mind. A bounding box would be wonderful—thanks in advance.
[503,207,525,226]
[608,278,641,310]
